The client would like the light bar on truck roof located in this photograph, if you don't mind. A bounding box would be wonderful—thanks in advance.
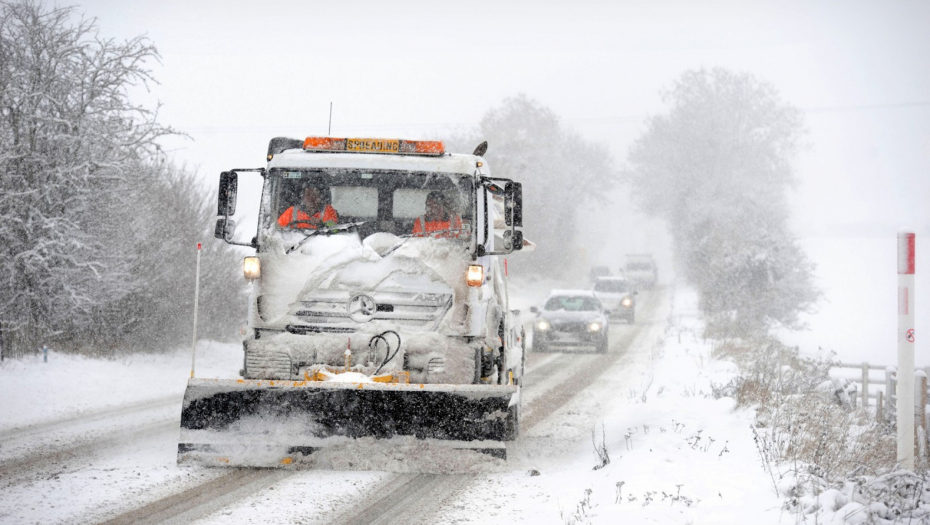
[302,137,445,156]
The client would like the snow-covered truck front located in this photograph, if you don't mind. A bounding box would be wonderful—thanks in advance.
[178,137,528,465]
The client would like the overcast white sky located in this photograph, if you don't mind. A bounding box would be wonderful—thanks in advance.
[74,0,930,233]
[70,0,930,361]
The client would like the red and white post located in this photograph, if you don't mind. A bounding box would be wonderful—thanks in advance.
[898,232,916,469]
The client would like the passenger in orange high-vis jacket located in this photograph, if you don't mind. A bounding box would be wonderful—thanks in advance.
[277,186,338,229]
[412,191,462,238]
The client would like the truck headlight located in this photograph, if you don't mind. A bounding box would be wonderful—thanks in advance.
[243,256,261,281]
[588,322,602,332]
[621,296,633,308]
[536,319,550,331]
[466,265,484,287]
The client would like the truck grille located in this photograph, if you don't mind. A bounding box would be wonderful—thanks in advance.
[293,291,453,331]
[245,349,292,378]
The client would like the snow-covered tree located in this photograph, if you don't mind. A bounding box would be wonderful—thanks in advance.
[77,162,245,352]
[625,68,818,338]
[451,95,618,276]
[0,1,241,354]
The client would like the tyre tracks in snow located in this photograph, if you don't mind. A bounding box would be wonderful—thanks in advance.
[99,469,292,525]
[0,395,181,482]
[98,292,663,525]
[0,394,179,443]
[331,474,473,525]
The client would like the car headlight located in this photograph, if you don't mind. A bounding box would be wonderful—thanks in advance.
[621,296,633,308]
[536,319,550,331]
[588,321,602,332]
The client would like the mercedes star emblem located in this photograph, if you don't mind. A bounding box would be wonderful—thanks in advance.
[347,294,376,323]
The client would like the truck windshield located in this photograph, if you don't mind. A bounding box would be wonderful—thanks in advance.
[267,168,473,239]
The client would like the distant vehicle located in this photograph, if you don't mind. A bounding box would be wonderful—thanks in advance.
[592,276,637,323]
[623,254,658,289]
[589,265,611,283]
[530,290,609,354]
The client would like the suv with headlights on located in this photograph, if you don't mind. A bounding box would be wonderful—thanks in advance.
[592,276,637,323]
[530,290,609,354]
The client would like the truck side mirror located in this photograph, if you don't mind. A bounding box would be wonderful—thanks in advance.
[529,306,538,314]
[511,182,522,227]
[504,181,522,227]
[218,171,238,216]
[214,218,237,241]
[480,177,522,256]
[511,230,524,251]
[501,230,513,252]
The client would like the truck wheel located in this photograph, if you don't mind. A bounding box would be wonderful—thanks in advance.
[497,323,507,385]
[480,349,499,384]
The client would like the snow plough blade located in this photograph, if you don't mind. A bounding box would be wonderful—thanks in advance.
[177,378,519,467]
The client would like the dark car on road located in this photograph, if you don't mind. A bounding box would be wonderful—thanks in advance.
[530,290,609,354]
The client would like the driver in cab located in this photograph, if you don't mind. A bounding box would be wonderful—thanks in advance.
[278,185,338,229]
[412,191,462,238]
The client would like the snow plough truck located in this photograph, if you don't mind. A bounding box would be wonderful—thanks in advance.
[178,136,529,466]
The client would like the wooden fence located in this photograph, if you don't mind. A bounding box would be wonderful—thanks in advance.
[832,362,930,428]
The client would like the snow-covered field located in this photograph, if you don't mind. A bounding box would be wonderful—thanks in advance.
[0,285,802,524]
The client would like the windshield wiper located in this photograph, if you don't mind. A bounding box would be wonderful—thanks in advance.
[285,221,374,254]
[380,234,417,258]
[380,227,471,258]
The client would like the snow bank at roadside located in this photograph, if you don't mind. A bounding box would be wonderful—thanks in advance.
[429,285,786,524]
[536,287,784,524]
[0,341,242,431]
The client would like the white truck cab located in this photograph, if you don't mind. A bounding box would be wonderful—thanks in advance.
[215,136,527,387]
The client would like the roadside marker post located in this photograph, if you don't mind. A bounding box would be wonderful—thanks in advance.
[898,232,916,470]
[191,242,202,379]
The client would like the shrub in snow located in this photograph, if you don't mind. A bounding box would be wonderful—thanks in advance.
[787,470,930,523]
[717,339,923,522]
[561,488,594,525]
[591,424,610,470]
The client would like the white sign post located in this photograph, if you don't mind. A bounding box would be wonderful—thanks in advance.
[191,242,202,379]
[898,232,916,470]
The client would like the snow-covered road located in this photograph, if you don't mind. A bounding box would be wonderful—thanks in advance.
[92,292,665,525]
[1,287,784,524]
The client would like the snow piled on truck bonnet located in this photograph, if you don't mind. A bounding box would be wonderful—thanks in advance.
[250,231,476,383]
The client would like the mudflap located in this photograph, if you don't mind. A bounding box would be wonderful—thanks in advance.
[177,378,518,467]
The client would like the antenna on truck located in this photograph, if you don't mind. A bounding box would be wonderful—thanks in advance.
[328,102,333,136]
